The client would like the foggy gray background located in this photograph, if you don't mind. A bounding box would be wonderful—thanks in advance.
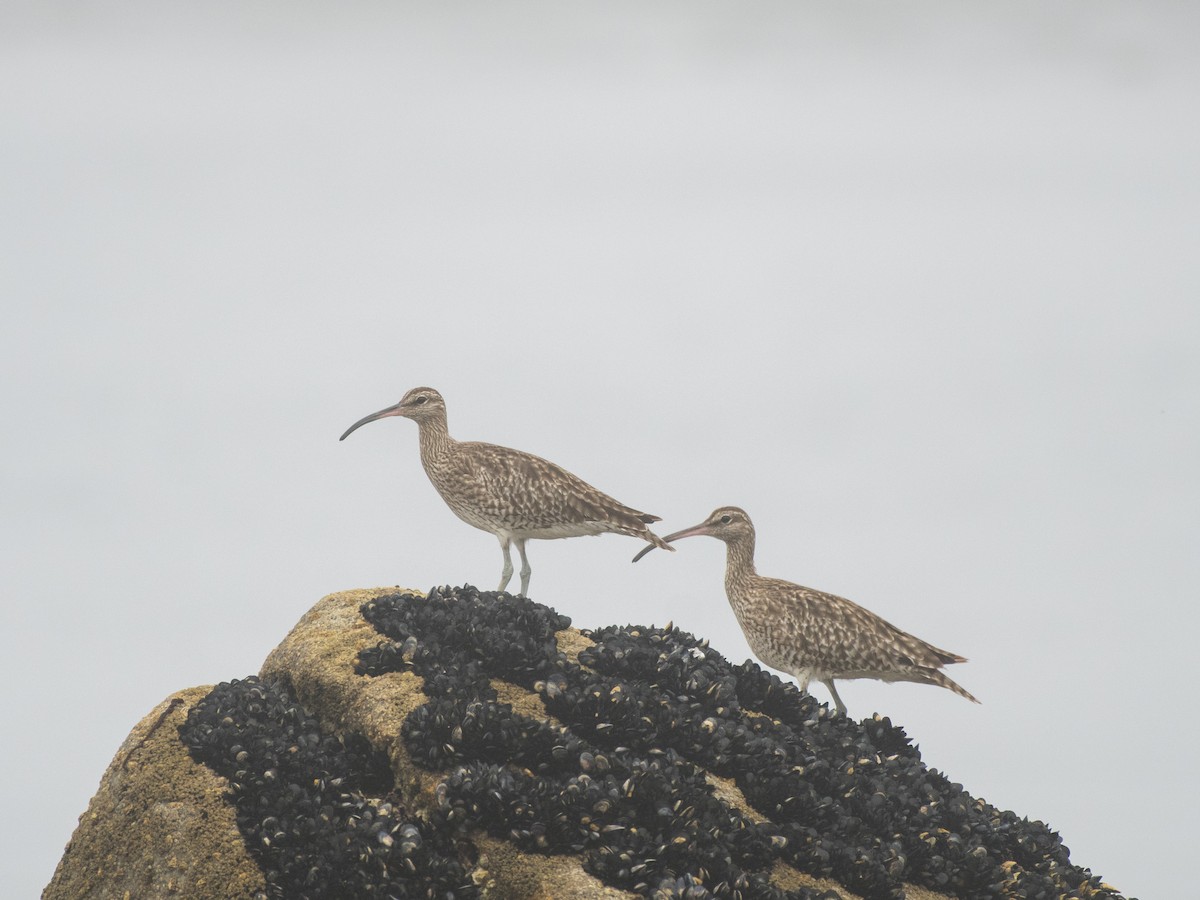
[3,3,1196,897]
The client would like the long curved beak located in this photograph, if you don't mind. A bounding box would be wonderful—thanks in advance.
[339,403,405,441]
[631,521,714,563]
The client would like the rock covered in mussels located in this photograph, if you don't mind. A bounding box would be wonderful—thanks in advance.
[181,676,475,899]
[48,586,1131,900]
[352,586,1125,900]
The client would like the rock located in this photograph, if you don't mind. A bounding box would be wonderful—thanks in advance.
[43,687,265,900]
[46,586,1130,900]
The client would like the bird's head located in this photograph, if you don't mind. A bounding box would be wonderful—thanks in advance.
[339,386,446,440]
[665,506,754,544]
[632,506,754,561]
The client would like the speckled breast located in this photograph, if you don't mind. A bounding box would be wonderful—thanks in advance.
[730,595,814,679]
[430,477,511,533]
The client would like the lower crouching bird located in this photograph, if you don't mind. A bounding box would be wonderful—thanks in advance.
[340,387,672,596]
[634,506,978,716]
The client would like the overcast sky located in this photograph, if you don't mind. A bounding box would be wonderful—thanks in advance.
[3,3,1196,897]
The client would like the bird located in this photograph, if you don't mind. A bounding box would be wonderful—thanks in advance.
[340,386,673,596]
[633,506,977,716]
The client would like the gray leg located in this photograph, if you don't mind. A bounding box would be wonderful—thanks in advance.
[793,672,813,703]
[515,539,532,596]
[823,679,847,716]
[498,536,514,592]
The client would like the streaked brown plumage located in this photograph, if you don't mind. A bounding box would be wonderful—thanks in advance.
[340,387,672,595]
[634,506,977,716]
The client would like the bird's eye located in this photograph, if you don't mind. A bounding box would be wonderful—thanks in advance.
[415,396,428,405]
[720,515,732,524]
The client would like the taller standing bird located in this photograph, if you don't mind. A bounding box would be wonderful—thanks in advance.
[340,387,672,596]
[634,506,977,716]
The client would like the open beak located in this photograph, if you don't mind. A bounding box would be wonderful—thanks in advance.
[631,520,714,563]
[339,402,405,441]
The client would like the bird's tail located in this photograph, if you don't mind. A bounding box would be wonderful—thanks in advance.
[643,527,676,552]
[929,645,968,666]
[920,668,980,704]
[621,509,674,553]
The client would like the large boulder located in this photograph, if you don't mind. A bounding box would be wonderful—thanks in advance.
[46,586,1127,900]
[43,687,265,900]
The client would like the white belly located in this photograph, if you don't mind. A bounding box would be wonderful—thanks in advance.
[494,520,611,541]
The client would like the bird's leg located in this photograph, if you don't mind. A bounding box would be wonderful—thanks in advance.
[823,679,848,717]
[497,536,514,593]
[515,538,532,597]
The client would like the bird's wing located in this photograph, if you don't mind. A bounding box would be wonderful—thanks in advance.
[767,578,960,675]
[459,441,651,531]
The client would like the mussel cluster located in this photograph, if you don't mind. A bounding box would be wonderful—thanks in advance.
[180,675,477,900]
[359,586,1123,900]
[178,586,1124,900]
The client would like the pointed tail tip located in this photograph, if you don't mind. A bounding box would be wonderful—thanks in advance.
[955,683,981,705]
[932,669,979,705]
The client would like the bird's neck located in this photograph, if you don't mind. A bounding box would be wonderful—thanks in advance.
[724,534,757,595]
[416,414,454,464]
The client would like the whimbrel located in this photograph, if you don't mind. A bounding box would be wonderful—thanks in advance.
[340,387,672,596]
[634,506,977,715]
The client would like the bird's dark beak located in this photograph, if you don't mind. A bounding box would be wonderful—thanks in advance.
[339,403,405,441]
[631,521,713,562]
